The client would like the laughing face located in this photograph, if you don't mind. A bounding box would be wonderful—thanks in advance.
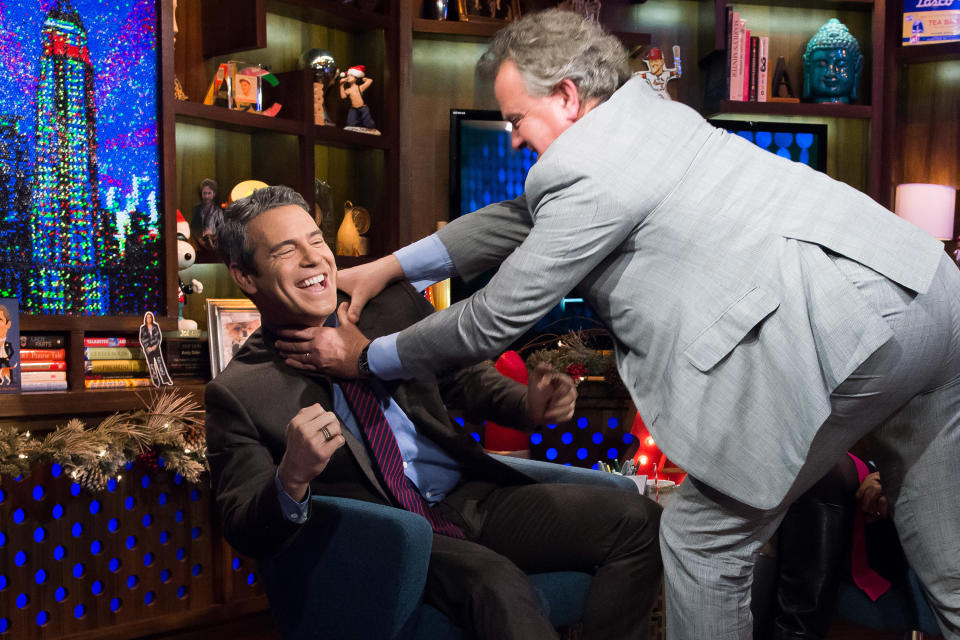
[230,204,338,328]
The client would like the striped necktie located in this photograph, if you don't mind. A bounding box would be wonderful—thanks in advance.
[339,379,465,539]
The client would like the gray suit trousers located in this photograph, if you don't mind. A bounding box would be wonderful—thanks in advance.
[661,251,960,640]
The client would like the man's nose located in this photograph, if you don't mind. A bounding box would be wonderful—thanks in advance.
[510,129,525,150]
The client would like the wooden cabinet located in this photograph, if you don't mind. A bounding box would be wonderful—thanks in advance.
[877,1,960,210]
[704,0,886,199]
[174,0,405,259]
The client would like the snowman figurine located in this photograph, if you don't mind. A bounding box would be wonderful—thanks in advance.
[177,211,204,331]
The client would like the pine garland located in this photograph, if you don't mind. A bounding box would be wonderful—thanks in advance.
[0,389,207,491]
[522,329,621,386]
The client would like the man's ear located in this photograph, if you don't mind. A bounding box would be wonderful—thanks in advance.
[229,263,257,297]
[554,78,584,121]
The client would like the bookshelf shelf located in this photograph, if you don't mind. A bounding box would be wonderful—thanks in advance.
[711,100,873,119]
[413,18,506,38]
[0,381,207,419]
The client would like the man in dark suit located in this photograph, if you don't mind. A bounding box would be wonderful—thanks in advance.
[204,185,662,640]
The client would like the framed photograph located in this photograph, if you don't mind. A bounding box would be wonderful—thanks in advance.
[457,0,519,21]
[206,299,262,377]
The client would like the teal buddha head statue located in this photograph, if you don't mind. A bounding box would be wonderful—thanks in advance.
[802,19,863,104]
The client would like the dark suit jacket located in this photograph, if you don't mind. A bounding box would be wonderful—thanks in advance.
[205,282,535,559]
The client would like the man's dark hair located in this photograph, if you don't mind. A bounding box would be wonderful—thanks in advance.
[216,185,310,273]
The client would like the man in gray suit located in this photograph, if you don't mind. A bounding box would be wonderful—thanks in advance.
[275,10,960,639]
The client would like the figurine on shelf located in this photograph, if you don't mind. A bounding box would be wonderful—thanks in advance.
[300,48,338,126]
[336,200,371,257]
[139,311,173,387]
[190,178,220,252]
[632,46,682,100]
[177,211,204,332]
[339,65,381,135]
[802,18,863,104]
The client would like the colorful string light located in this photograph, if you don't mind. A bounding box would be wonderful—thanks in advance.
[0,0,161,315]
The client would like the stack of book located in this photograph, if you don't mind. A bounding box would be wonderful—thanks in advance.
[164,336,210,380]
[725,8,770,103]
[83,336,152,389]
[20,334,68,391]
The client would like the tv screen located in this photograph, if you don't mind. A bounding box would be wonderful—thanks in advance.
[448,109,607,348]
[709,119,828,172]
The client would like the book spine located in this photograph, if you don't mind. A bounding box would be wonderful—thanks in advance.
[84,372,148,379]
[22,380,69,392]
[22,371,67,382]
[84,346,145,360]
[748,36,760,101]
[742,27,751,101]
[729,14,742,101]
[757,36,769,102]
[724,6,733,100]
[84,359,148,373]
[20,348,66,361]
[84,378,154,389]
[21,360,68,372]
[21,334,65,349]
[83,336,134,347]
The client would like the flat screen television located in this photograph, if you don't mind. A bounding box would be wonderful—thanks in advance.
[708,119,828,172]
[448,109,607,349]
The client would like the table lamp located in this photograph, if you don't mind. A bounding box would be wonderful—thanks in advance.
[894,183,957,240]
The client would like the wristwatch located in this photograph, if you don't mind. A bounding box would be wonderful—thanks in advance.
[357,343,371,378]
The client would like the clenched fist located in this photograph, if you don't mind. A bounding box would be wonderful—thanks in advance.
[277,404,345,501]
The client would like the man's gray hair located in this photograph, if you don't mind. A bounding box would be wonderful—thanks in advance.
[216,185,310,273]
[477,9,630,102]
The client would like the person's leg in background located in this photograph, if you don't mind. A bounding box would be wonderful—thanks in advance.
[765,457,858,640]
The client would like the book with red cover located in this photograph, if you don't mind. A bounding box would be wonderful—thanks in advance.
[748,36,760,101]
[20,348,66,361]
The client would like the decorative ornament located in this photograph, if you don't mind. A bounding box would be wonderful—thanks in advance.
[339,65,381,135]
[0,390,207,490]
[175,211,204,333]
[802,19,863,104]
[336,201,371,256]
[300,48,338,126]
[632,45,682,100]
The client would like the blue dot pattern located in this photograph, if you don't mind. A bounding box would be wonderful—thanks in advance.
[0,448,263,635]
[527,405,637,469]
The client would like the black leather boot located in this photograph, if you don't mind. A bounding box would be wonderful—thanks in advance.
[771,495,853,640]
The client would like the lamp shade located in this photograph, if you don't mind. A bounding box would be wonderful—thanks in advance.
[894,183,957,240]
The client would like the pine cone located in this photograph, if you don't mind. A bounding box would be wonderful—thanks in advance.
[182,426,206,453]
[75,464,107,492]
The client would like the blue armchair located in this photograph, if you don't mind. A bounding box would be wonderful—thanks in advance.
[257,456,640,640]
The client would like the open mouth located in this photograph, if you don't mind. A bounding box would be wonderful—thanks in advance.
[296,273,327,290]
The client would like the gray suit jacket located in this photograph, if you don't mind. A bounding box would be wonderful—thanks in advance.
[395,78,944,509]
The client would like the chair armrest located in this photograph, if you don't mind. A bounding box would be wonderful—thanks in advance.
[258,496,433,640]
[491,454,639,491]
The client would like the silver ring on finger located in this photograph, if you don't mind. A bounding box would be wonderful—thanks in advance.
[321,426,335,442]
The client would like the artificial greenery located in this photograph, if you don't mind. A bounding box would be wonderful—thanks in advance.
[0,389,206,491]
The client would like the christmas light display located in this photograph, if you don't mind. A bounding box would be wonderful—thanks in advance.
[0,0,161,316]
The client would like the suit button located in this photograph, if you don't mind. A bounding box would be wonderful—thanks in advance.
[402,461,408,469]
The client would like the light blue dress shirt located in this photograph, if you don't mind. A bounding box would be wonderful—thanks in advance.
[367,234,455,380]
[277,301,464,523]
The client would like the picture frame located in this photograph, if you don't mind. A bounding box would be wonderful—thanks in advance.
[457,0,519,22]
[206,299,262,378]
